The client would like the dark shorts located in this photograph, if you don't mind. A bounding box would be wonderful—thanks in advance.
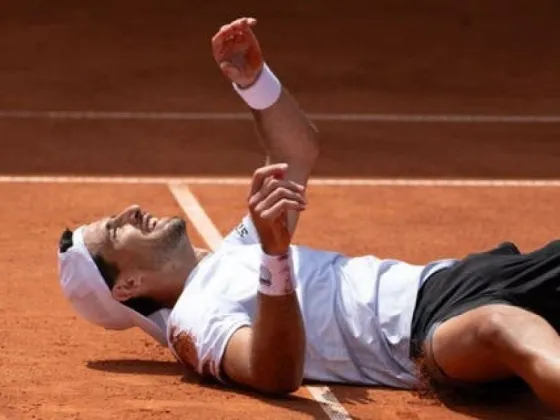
[410,240,560,388]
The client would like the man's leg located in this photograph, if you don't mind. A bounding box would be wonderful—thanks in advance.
[427,304,560,411]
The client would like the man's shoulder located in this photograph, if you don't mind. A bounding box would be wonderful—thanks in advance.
[170,246,259,312]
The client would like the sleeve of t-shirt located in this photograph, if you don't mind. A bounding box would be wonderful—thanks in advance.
[167,292,251,383]
[221,214,261,247]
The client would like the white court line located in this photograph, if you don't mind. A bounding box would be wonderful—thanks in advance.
[168,183,352,420]
[1,175,560,187]
[0,109,560,123]
[168,183,224,250]
[306,386,354,420]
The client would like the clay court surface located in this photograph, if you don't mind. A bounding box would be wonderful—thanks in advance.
[1,1,560,419]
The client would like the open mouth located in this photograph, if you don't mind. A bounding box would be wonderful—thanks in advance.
[139,212,159,233]
[138,211,184,235]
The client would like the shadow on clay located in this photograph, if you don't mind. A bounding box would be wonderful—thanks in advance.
[418,379,559,420]
[86,358,372,420]
[85,359,559,419]
[86,359,185,376]
[187,378,372,420]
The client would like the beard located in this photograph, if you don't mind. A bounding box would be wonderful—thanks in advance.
[162,217,187,249]
[152,217,191,273]
[112,217,190,274]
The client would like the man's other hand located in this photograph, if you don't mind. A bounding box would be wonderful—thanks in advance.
[211,17,264,89]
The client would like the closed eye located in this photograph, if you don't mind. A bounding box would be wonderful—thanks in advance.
[105,219,119,240]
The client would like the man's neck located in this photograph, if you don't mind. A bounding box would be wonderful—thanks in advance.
[155,247,211,308]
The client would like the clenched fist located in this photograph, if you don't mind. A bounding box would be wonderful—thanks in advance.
[248,164,306,256]
[211,17,264,89]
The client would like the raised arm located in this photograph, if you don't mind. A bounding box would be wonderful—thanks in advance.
[212,17,319,235]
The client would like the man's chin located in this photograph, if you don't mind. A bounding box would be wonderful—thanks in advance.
[170,217,187,232]
[156,216,186,231]
[167,217,187,238]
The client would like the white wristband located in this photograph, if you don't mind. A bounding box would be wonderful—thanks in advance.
[233,63,282,110]
[258,252,294,296]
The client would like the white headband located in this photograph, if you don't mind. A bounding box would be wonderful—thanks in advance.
[58,226,169,345]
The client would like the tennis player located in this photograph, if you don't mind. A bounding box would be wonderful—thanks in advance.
[58,17,560,411]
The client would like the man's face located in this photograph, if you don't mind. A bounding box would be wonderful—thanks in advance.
[83,205,189,274]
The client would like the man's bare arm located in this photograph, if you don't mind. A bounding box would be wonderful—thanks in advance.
[223,295,305,395]
[212,17,319,235]
[222,164,306,395]
[249,89,318,234]
[211,19,309,395]
[251,89,319,180]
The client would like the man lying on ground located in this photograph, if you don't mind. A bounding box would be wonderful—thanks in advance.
[58,17,560,411]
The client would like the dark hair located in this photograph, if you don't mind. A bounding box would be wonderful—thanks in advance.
[59,228,163,317]
[91,254,163,317]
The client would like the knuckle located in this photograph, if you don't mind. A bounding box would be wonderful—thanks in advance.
[260,210,271,219]
[271,188,291,200]
[274,186,289,194]
[287,181,301,191]
[247,194,260,209]
[266,177,279,187]
[284,200,297,208]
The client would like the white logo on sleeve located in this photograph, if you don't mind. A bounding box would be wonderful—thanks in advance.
[235,223,249,238]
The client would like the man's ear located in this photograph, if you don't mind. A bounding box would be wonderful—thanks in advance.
[111,273,143,302]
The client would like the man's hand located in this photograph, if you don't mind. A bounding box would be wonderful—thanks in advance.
[211,17,264,89]
[248,163,306,255]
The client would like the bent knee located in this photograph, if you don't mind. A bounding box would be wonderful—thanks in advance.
[429,306,518,381]
[475,310,516,350]
[474,306,546,362]
[429,304,556,383]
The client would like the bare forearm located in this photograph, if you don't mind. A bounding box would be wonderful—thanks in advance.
[212,17,318,176]
[252,89,319,171]
[251,292,306,394]
[244,159,307,395]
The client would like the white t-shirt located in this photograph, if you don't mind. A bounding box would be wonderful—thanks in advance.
[167,216,456,389]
